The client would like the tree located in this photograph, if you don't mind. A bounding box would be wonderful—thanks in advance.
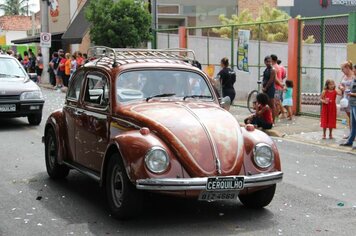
[0,0,31,16]
[213,5,315,43]
[85,0,152,48]
[213,5,290,42]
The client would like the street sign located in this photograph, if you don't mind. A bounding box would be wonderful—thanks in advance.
[40,32,51,48]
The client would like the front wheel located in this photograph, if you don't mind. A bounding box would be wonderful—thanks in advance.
[239,185,276,208]
[247,90,259,113]
[45,128,70,179]
[106,153,142,219]
[28,113,42,125]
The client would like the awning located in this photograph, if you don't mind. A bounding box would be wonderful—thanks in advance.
[61,1,90,44]
[11,32,64,44]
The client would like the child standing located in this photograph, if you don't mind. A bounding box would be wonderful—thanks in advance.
[282,80,294,120]
[320,79,341,139]
[244,93,273,130]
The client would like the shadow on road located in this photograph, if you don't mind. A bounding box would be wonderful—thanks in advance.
[28,171,275,235]
[0,118,37,131]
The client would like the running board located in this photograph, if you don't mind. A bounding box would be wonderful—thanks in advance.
[63,161,101,182]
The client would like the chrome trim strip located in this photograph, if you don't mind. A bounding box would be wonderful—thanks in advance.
[179,104,222,175]
[63,161,100,182]
[136,171,283,191]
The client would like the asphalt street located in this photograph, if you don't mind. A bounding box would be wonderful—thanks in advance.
[0,88,356,236]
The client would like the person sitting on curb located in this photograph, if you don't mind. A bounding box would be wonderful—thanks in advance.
[244,93,273,130]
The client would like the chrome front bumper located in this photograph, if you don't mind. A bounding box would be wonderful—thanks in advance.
[136,171,283,191]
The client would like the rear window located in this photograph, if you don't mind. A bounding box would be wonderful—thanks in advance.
[116,70,213,103]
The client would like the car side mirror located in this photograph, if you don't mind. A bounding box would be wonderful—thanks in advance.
[28,73,37,82]
[220,96,231,110]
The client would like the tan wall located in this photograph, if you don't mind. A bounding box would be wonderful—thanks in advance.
[49,0,70,33]
[238,0,277,18]
[79,32,91,54]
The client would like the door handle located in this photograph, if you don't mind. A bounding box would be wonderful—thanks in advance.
[74,110,84,116]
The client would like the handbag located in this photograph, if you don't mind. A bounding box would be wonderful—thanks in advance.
[340,94,349,108]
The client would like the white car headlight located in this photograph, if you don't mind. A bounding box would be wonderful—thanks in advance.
[145,147,169,174]
[253,143,274,168]
[20,91,43,100]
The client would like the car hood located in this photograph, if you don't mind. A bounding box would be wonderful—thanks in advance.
[0,77,39,95]
[121,102,244,177]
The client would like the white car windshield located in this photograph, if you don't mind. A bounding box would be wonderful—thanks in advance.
[0,57,27,78]
[116,70,213,103]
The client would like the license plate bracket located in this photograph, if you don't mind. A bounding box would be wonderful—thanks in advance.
[206,176,244,191]
[198,191,238,201]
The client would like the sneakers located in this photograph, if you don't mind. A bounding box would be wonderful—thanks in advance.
[339,143,352,147]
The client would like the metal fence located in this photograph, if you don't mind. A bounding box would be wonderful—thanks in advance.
[298,14,349,117]
[153,19,290,104]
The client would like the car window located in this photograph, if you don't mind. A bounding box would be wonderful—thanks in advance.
[116,70,212,103]
[67,71,85,101]
[0,57,27,78]
[83,73,109,108]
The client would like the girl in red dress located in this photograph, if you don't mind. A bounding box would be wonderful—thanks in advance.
[320,79,341,139]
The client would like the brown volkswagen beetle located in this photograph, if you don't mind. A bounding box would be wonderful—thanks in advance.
[43,47,282,219]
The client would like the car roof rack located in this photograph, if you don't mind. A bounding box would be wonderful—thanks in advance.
[87,46,197,67]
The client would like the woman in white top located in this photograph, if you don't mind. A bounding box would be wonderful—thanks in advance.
[338,61,355,138]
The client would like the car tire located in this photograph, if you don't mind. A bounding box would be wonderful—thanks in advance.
[45,128,70,179]
[239,184,276,208]
[28,113,42,125]
[106,153,143,219]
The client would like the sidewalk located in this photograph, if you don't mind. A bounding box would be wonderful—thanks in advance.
[230,105,355,153]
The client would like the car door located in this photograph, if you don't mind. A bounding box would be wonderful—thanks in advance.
[63,70,85,162]
[75,72,110,172]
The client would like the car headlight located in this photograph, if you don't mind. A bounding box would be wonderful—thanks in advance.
[20,91,43,100]
[253,143,274,168]
[145,147,169,174]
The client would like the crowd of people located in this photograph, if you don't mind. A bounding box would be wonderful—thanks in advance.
[47,49,88,89]
[0,47,89,89]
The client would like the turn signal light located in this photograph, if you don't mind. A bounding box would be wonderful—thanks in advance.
[140,127,150,135]
[245,124,255,132]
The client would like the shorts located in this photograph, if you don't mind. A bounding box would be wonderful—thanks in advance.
[282,98,293,107]
[274,90,283,101]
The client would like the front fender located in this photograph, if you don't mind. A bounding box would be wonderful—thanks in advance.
[241,127,281,175]
[44,109,67,164]
[104,130,184,184]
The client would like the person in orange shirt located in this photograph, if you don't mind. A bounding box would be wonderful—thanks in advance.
[64,53,71,87]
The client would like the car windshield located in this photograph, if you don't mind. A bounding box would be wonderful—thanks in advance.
[116,70,213,103]
[0,57,27,78]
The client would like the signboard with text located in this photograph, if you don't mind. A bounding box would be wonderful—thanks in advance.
[332,0,356,6]
[237,30,250,72]
[40,32,51,48]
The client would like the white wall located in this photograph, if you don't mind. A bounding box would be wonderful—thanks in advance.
[4,31,28,45]
[157,33,347,100]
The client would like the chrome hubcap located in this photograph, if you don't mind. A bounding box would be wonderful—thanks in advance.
[111,165,124,208]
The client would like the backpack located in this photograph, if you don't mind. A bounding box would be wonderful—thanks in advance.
[228,68,236,85]
[53,58,60,70]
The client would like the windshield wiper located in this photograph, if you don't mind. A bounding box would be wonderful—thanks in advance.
[0,73,22,78]
[183,95,212,101]
[146,93,176,102]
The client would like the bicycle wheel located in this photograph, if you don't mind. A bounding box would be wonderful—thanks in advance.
[247,90,259,113]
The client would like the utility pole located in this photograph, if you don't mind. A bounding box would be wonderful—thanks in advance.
[150,0,157,49]
[41,0,49,83]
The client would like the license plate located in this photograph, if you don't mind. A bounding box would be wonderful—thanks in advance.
[206,176,244,191]
[0,104,16,112]
[198,191,238,201]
